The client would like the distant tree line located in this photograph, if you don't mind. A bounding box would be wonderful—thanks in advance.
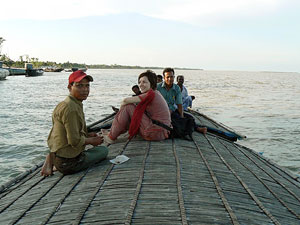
[1,37,200,70]
[0,53,165,70]
[0,38,158,69]
[87,64,163,69]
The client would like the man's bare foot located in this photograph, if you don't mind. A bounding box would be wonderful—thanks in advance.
[101,129,116,144]
[41,153,54,177]
[196,127,207,134]
[103,134,116,144]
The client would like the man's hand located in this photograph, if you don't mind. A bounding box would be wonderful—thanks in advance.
[85,135,104,146]
[88,132,98,137]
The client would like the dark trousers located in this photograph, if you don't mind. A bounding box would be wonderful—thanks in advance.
[54,146,108,175]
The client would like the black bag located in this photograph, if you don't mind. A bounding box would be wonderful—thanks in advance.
[170,112,195,140]
[147,111,195,141]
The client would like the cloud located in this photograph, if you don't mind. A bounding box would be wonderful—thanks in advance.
[149,0,282,25]
[0,0,287,25]
[0,0,116,20]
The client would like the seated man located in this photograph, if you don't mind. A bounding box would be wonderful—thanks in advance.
[157,68,184,118]
[176,75,195,110]
[157,68,206,134]
[157,75,163,83]
[132,84,142,96]
[41,70,108,176]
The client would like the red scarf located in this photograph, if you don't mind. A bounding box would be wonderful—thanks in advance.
[129,89,155,138]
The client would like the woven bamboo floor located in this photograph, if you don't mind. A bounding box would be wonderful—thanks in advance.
[1,109,300,225]
[1,130,300,225]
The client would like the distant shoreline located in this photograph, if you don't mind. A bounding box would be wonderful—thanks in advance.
[1,59,203,71]
[87,65,203,70]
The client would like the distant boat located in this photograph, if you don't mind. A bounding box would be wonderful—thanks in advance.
[25,63,44,77]
[26,69,44,77]
[64,68,72,72]
[0,68,9,80]
[7,68,27,75]
[72,67,87,72]
[43,67,64,72]
[0,61,9,80]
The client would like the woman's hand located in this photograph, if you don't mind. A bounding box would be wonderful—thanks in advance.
[120,96,141,107]
[120,99,128,107]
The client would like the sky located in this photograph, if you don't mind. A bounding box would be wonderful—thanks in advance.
[0,0,299,72]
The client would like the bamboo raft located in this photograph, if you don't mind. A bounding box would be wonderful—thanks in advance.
[0,110,300,225]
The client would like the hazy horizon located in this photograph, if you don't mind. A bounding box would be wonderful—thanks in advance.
[1,0,300,72]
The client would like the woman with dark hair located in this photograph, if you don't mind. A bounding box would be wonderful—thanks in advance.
[102,70,171,143]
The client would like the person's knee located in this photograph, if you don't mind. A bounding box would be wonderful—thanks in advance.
[102,146,109,158]
[118,104,136,119]
[122,103,135,112]
[96,146,109,158]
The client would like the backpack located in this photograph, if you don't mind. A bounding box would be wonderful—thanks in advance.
[170,112,195,140]
[147,111,195,141]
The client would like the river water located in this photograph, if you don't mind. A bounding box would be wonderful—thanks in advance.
[0,69,299,185]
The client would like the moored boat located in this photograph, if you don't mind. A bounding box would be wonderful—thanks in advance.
[43,67,64,72]
[25,63,44,77]
[0,109,299,225]
[0,61,9,80]
[72,67,87,72]
[7,67,27,75]
[26,69,44,77]
[0,68,9,80]
[1,62,27,76]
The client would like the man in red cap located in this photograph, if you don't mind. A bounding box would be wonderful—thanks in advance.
[41,70,108,176]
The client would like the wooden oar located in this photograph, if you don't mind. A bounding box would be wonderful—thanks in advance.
[87,112,116,129]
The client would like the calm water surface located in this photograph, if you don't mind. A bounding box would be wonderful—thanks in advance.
[0,69,299,185]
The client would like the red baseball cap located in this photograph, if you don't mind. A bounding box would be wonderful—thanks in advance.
[69,70,93,84]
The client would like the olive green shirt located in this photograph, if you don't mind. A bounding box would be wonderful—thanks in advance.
[47,95,87,158]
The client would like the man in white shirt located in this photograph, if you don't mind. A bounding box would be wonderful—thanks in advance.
[176,75,195,110]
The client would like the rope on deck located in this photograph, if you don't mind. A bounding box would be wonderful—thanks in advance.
[41,168,91,225]
[8,174,64,225]
[124,141,151,225]
[172,139,188,225]
[219,139,300,220]
[72,139,131,225]
[205,135,281,225]
[193,135,240,225]
[0,175,45,214]
[237,143,300,188]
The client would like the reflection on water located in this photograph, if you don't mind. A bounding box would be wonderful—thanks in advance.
[0,69,299,184]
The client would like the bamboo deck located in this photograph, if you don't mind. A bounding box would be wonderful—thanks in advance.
[0,112,300,225]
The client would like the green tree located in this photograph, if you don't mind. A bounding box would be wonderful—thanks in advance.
[1,55,14,67]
